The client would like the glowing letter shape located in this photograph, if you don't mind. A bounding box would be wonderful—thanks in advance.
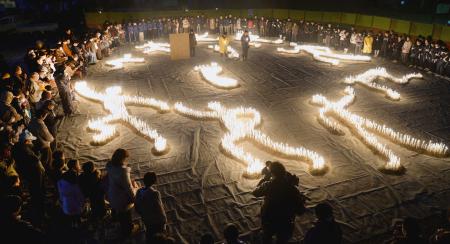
[194,62,239,89]
[344,67,422,100]
[278,43,371,65]
[174,101,326,177]
[105,54,145,69]
[74,81,170,154]
[136,41,171,54]
[311,87,448,173]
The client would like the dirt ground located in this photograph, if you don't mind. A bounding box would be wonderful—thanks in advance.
[56,40,450,243]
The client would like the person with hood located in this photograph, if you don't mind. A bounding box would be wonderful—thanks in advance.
[189,29,197,57]
[12,130,45,226]
[106,148,139,239]
[241,30,251,61]
[219,32,230,58]
[28,109,54,169]
[135,172,167,241]
[363,33,373,55]
[303,203,342,244]
[57,159,85,224]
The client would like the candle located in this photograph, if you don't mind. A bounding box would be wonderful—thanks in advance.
[194,62,239,88]
[311,87,448,172]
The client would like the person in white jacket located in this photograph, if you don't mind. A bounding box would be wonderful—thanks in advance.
[401,36,412,64]
[106,148,139,239]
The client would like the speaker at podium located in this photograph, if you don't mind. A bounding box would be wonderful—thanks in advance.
[169,33,190,60]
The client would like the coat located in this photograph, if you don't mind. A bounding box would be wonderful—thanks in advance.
[57,171,85,216]
[28,118,54,149]
[135,186,167,227]
[402,40,412,54]
[12,143,44,188]
[219,35,230,54]
[106,162,135,211]
[363,35,373,54]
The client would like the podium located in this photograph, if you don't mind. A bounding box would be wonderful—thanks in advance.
[169,33,190,60]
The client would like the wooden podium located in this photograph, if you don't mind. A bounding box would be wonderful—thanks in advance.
[169,33,190,60]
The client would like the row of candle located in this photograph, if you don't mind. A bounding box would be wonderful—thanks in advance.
[311,87,448,171]
[105,54,145,69]
[194,62,239,88]
[174,101,326,175]
[277,43,371,65]
[344,67,423,100]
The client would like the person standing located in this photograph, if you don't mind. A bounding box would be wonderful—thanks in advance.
[373,33,382,57]
[57,159,85,226]
[189,29,197,57]
[219,32,230,58]
[135,172,167,241]
[241,30,250,61]
[363,33,373,55]
[28,109,54,170]
[13,130,45,227]
[106,148,138,239]
[401,36,412,64]
[79,161,106,220]
[253,162,306,244]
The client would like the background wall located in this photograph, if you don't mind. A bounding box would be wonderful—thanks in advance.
[84,8,450,42]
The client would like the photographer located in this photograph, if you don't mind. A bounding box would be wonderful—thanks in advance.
[253,162,306,244]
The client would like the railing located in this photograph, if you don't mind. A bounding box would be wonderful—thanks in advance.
[84,9,450,42]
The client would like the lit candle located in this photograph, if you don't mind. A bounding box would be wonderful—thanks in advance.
[174,101,327,177]
[194,62,239,88]
[278,43,371,65]
[311,87,448,172]
[344,67,422,100]
[74,81,169,153]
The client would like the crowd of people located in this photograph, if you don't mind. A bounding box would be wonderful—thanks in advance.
[118,15,450,76]
[0,13,449,244]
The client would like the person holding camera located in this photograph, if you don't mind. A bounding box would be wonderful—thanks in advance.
[253,162,306,244]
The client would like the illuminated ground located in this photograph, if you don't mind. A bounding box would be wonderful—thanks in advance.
[56,40,450,243]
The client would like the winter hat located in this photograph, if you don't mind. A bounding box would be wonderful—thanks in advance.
[19,130,37,143]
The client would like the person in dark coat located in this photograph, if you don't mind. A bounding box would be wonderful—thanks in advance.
[241,30,250,61]
[12,130,45,227]
[79,161,106,220]
[189,29,197,57]
[135,171,167,241]
[303,203,342,244]
[253,162,306,244]
[0,195,45,244]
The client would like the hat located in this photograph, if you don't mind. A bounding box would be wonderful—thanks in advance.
[19,130,37,143]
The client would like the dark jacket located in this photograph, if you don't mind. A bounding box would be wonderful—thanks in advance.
[12,143,44,185]
[241,34,250,48]
[253,176,304,224]
[189,33,197,47]
[135,186,167,226]
[303,218,343,244]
